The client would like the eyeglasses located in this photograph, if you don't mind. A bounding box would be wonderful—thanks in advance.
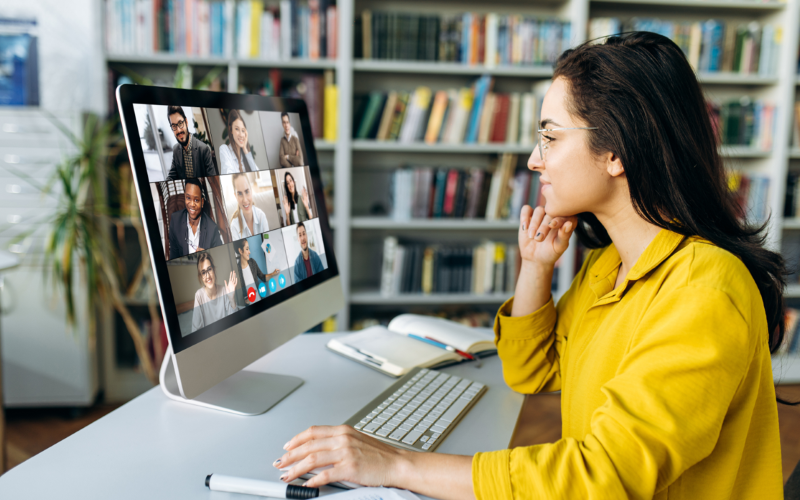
[170,119,186,131]
[199,265,214,277]
[536,127,598,161]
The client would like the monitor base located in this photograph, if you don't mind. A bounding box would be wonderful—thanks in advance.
[159,345,304,416]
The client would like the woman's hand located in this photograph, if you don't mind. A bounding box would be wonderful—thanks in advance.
[519,205,577,268]
[224,271,238,294]
[282,194,291,215]
[274,425,408,488]
[301,187,310,211]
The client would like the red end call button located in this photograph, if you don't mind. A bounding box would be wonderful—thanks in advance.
[247,287,257,302]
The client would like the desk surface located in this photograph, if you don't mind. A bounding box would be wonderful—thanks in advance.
[0,333,523,500]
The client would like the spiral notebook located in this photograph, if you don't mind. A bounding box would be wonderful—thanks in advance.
[327,314,497,377]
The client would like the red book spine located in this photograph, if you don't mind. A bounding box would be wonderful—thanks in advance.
[443,170,459,216]
[491,94,509,143]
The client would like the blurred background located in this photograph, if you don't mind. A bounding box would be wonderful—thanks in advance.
[0,0,799,483]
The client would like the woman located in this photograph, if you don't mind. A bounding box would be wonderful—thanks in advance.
[168,178,223,259]
[281,171,312,225]
[219,110,257,174]
[230,173,270,240]
[233,239,278,306]
[273,33,786,499]
[191,252,238,332]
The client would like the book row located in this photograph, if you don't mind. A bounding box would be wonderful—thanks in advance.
[355,11,571,67]
[727,172,770,223]
[708,98,776,151]
[380,237,548,297]
[589,18,780,76]
[354,76,549,146]
[104,0,337,60]
[390,154,541,222]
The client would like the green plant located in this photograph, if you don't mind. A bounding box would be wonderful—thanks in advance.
[39,113,161,383]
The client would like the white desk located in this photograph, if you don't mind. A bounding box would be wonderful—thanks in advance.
[0,333,523,499]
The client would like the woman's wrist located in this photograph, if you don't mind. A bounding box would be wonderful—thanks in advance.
[392,448,417,489]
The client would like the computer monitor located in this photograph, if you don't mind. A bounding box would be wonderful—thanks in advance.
[116,85,343,415]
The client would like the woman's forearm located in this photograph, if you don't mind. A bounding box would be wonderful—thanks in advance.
[395,451,475,500]
[511,261,554,317]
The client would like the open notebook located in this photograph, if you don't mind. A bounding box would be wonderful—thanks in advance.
[327,314,497,377]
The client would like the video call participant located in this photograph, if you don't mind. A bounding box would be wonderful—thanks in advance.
[293,222,324,283]
[219,109,258,174]
[281,171,312,225]
[168,178,223,259]
[233,239,277,305]
[191,252,238,332]
[279,112,304,167]
[166,106,218,180]
[229,173,270,240]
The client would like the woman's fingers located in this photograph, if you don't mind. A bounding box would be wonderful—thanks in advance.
[284,425,345,452]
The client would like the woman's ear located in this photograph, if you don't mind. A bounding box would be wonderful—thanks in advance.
[606,152,625,178]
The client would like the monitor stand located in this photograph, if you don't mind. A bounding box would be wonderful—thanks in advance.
[159,345,304,416]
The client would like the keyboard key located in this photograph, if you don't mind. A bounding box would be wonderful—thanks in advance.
[422,443,432,450]
[431,424,447,434]
[389,428,408,441]
[354,423,365,430]
[420,435,429,443]
[364,422,381,433]
[377,426,393,437]
[402,430,424,445]
[434,419,450,429]
[439,397,471,423]
[399,423,414,431]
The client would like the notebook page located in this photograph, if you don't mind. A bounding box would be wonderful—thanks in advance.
[387,314,495,353]
[322,487,420,499]
[344,326,455,369]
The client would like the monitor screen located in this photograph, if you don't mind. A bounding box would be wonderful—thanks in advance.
[117,86,338,356]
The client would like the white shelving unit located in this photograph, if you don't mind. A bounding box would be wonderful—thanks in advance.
[102,0,800,383]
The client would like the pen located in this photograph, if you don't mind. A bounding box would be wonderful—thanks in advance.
[407,334,477,361]
[206,473,319,499]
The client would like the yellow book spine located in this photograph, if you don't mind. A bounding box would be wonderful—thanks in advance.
[324,84,338,142]
[250,1,263,58]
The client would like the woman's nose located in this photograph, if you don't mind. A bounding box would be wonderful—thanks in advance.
[528,147,544,171]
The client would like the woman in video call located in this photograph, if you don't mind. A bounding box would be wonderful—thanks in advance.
[233,239,278,306]
[274,33,787,499]
[281,171,312,225]
[219,109,257,174]
[191,252,238,332]
[229,173,270,240]
[168,178,223,259]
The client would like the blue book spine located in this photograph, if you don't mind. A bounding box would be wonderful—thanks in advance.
[465,75,489,143]
[708,20,723,72]
[461,13,470,64]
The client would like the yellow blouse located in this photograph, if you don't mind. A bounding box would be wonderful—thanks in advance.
[472,229,782,499]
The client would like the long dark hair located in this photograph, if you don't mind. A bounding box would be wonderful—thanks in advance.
[284,171,297,211]
[553,32,791,400]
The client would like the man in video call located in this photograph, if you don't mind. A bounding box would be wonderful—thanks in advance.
[166,106,218,180]
[279,111,304,167]
[168,178,224,259]
[293,222,324,283]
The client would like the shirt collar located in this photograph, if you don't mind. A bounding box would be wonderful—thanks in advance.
[588,228,686,299]
[183,133,192,151]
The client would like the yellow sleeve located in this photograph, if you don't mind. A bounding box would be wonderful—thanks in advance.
[493,249,598,394]
[475,286,754,499]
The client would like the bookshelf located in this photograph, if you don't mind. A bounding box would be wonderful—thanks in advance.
[101,0,800,385]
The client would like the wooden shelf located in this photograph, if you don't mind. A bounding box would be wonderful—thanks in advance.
[785,284,800,297]
[107,53,337,69]
[350,217,520,230]
[591,0,786,10]
[697,72,778,85]
[352,140,535,154]
[719,145,771,158]
[350,291,512,305]
[353,60,554,77]
[784,219,800,230]
[313,140,336,151]
[789,148,800,159]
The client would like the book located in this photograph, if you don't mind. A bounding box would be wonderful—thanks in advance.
[327,315,497,377]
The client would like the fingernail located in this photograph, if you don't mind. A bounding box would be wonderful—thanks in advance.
[283,441,290,450]
[301,482,309,487]
[273,459,281,466]
[535,232,540,238]
[521,223,525,231]
[280,474,287,481]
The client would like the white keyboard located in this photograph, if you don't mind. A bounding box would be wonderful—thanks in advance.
[343,367,486,452]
